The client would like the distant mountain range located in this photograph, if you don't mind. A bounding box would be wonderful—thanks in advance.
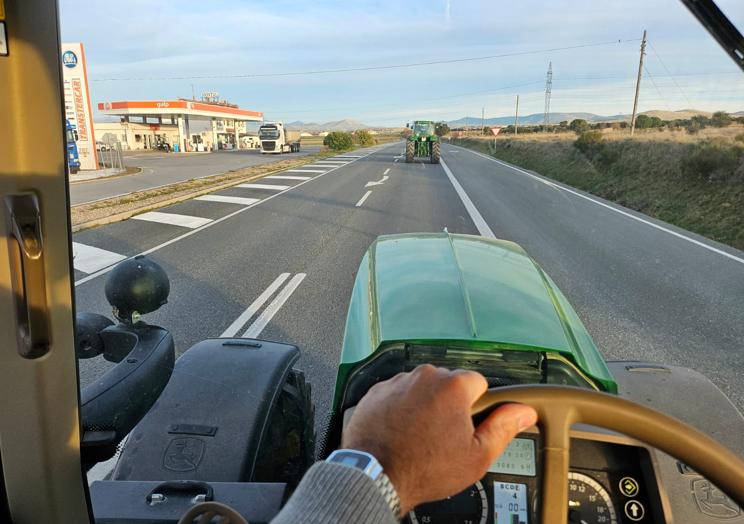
[285,119,368,132]
[447,109,731,126]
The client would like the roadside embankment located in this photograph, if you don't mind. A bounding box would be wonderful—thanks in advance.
[451,131,744,250]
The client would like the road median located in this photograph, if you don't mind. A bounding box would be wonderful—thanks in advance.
[71,151,339,232]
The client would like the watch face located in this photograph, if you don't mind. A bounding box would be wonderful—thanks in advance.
[333,451,373,470]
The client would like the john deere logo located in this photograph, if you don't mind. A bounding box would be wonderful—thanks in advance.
[163,437,205,472]
[62,50,78,68]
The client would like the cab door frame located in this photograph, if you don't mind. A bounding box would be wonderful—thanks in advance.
[0,1,92,522]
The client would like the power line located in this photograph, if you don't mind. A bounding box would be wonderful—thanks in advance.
[91,39,639,82]
[648,41,692,106]
[642,64,671,111]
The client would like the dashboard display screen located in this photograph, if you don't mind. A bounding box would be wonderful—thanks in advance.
[494,482,529,524]
[488,437,536,476]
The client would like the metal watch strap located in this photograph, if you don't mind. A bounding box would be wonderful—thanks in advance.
[374,471,401,517]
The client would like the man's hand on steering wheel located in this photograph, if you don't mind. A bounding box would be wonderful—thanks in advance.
[342,364,538,514]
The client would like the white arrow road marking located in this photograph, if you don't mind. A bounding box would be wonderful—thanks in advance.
[365,175,389,188]
[266,175,312,181]
[355,190,373,207]
[131,211,212,229]
[242,273,306,338]
[221,273,291,337]
[72,242,126,274]
[195,195,261,206]
[236,183,291,191]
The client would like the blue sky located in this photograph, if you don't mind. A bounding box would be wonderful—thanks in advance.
[60,0,744,125]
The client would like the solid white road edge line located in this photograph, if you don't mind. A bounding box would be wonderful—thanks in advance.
[74,147,382,286]
[384,168,390,175]
[131,211,212,229]
[457,145,744,266]
[355,190,373,207]
[440,159,496,239]
[221,273,291,337]
[242,273,306,338]
[286,169,327,173]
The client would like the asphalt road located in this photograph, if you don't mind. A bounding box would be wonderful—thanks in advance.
[72,142,744,426]
[69,146,321,205]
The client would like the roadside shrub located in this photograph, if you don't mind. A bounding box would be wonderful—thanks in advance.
[569,119,590,134]
[681,139,744,181]
[711,111,733,127]
[734,133,744,144]
[574,130,605,160]
[354,130,376,147]
[323,131,354,151]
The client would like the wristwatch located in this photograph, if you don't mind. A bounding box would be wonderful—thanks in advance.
[325,449,401,516]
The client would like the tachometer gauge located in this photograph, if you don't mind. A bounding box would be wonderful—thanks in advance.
[567,472,617,524]
[409,481,488,524]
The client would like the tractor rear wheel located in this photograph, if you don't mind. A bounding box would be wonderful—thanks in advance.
[405,141,414,163]
[431,142,441,164]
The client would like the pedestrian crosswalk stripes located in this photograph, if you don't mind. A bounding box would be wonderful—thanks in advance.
[195,195,261,206]
[266,175,312,181]
[72,242,126,274]
[236,183,290,191]
[132,211,212,229]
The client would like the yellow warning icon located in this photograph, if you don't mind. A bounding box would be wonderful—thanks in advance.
[620,477,640,497]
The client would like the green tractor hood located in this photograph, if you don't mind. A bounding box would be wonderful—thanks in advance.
[340,233,616,392]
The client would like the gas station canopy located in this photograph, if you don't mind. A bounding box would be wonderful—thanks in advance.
[97,99,263,152]
[97,99,263,121]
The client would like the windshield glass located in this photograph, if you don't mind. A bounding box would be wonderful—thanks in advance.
[414,122,435,135]
[259,126,280,139]
[55,0,744,519]
[66,129,75,142]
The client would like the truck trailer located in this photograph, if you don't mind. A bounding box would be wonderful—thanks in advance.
[258,122,301,153]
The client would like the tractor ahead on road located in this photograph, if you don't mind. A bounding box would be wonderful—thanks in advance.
[406,120,440,164]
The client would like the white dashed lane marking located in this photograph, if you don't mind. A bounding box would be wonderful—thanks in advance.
[72,242,126,274]
[195,195,261,206]
[236,183,291,191]
[131,211,212,229]
[355,190,373,207]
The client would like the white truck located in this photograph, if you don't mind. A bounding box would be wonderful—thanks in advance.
[258,122,301,154]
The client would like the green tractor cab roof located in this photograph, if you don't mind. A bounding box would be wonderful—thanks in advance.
[341,232,616,392]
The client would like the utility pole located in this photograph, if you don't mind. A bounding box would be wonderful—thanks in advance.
[481,106,485,132]
[191,84,196,100]
[630,30,647,136]
[514,95,520,136]
[543,61,552,133]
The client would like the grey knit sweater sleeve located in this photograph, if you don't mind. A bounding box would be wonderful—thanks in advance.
[271,462,400,524]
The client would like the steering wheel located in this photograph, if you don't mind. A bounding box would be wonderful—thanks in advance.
[472,385,744,524]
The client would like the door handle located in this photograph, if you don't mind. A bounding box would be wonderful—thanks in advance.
[4,193,50,358]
